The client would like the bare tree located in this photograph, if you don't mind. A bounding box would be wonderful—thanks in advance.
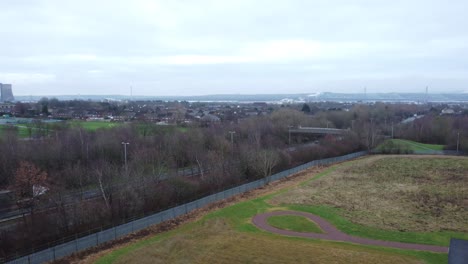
[249,149,280,183]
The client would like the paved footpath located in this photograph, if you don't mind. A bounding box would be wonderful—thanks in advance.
[252,211,448,253]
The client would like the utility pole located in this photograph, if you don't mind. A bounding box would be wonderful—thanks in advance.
[368,118,374,150]
[121,142,130,174]
[391,122,394,139]
[228,131,235,148]
[425,86,429,104]
[457,132,460,154]
[364,86,367,102]
[288,126,293,145]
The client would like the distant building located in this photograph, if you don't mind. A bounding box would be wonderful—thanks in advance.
[0,83,15,102]
[401,114,424,124]
[441,108,455,115]
[200,113,220,125]
[0,102,15,113]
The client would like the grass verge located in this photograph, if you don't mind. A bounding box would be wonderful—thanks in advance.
[267,214,324,233]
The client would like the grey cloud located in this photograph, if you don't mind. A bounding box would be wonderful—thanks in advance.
[1,0,467,95]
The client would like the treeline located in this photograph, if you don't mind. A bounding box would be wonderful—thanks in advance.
[1,108,361,258]
[1,102,467,259]
[397,114,468,150]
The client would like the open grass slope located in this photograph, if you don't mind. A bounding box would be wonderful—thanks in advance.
[375,139,444,153]
[272,156,468,242]
[396,140,444,151]
[95,156,463,264]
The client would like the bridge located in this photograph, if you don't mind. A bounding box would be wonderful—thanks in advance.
[289,126,348,135]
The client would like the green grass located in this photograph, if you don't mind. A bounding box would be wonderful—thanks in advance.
[96,196,446,264]
[394,139,444,151]
[136,123,190,136]
[0,124,49,138]
[1,120,189,138]
[267,215,324,233]
[0,125,5,136]
[288,205,468,246]
[96,157,455,264]
[69,120,122,131]
[375,139,444,153]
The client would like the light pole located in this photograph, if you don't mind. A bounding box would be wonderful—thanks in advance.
[391,122,394,139]
[288,126,293,145]
[457,132,460,154]
[121,142,130,174]
[228,131,235,148]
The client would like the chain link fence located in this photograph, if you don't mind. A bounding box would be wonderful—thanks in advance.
[6,151,367,264]
[371,149,464,155]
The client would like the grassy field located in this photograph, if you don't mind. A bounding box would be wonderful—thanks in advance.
[397,140,444,151]
[92,155,465,264]
[0,124,50,138]
[272,156,468,236]
[267,215,324,233]
[104,220,424,264]
[69,120,122,131]
[96,198,436,264]
[69,120,190,134]
[375,139,444,153]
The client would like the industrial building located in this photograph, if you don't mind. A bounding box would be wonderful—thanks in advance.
[0,83,15,102]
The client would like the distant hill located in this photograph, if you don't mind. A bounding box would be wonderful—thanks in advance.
[14,92,468,103]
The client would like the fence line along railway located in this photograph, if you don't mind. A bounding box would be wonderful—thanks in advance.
[289,126,348,135]
[4,151,367,264]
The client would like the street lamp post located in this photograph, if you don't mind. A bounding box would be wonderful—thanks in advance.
[391,122,394,139]
[288,126,294,145]
[121,142,130,174]
[228,131,235,147]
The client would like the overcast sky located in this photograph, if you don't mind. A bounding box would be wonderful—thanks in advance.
[1,0,468,96]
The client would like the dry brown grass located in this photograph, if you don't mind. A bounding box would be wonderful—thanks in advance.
[114,218,422,264]
[271,155,468,232]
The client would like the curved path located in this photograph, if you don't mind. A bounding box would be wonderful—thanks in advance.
[252,211,448,253]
